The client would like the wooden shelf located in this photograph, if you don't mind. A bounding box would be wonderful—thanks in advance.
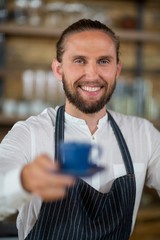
[137,207,160,221]
[0,22,61,38]
[0,114,27,126]
[116,29,160,43]
[0,22,160,42]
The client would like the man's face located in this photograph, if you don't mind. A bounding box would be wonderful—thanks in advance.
[54,30,121,114]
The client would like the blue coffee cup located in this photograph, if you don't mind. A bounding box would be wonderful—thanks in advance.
[59,142,102,175]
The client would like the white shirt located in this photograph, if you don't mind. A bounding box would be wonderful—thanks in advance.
[0,107,160,240]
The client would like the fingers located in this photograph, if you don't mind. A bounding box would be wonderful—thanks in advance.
[34,185,67,201]
[34,154,59,171]
[21,154,76,201]
[33,172,75,201]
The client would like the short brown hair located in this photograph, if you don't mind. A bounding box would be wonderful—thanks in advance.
[56,19,120,63]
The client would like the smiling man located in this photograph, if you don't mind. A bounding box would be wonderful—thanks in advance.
[0,19,160,240]
[52,24,121,133]
[54,30,120,113]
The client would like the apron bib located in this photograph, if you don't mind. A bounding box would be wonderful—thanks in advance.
[25,106,136,240]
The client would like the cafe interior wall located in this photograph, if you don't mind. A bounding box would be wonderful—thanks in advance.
[0,0,160,239]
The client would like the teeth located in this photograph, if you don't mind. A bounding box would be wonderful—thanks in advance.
[81,86,100,92]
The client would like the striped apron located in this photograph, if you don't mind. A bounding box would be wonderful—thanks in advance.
[25,106,136,240]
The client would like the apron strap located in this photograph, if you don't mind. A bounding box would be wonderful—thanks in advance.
[55,106,134,175]
[108,112,134,175]
[54,105,65,160]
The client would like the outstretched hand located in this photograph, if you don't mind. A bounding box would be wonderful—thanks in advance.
[21,154,76,201]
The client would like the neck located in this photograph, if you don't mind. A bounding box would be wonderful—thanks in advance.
[65,101,107,134]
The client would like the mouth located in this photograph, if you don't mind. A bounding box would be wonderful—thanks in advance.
[80,85,102,93]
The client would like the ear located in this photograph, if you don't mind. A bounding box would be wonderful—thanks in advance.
[116,61,122,79]
[51,59,63,81]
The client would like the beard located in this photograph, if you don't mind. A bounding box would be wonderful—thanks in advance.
[62,76,116,114]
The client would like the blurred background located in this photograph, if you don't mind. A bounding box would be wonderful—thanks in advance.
[0,0,160,239]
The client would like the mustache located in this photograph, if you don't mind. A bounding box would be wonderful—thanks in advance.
[74,79,108,88]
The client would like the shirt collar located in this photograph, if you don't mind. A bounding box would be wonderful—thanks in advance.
[65,111,108,128]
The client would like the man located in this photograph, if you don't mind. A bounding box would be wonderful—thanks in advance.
[0,19,160,240]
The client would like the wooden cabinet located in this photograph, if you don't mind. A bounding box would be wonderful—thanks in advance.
[130,207,160,240]
[130,186,160,239]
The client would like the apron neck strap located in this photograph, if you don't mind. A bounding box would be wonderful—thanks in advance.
[55,105,65,160]
[108,112,134,174]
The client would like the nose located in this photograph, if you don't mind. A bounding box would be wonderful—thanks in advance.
[85,62,98,80]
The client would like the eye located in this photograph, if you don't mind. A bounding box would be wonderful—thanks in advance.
[74,58,85,64]
[99,58,110,65]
